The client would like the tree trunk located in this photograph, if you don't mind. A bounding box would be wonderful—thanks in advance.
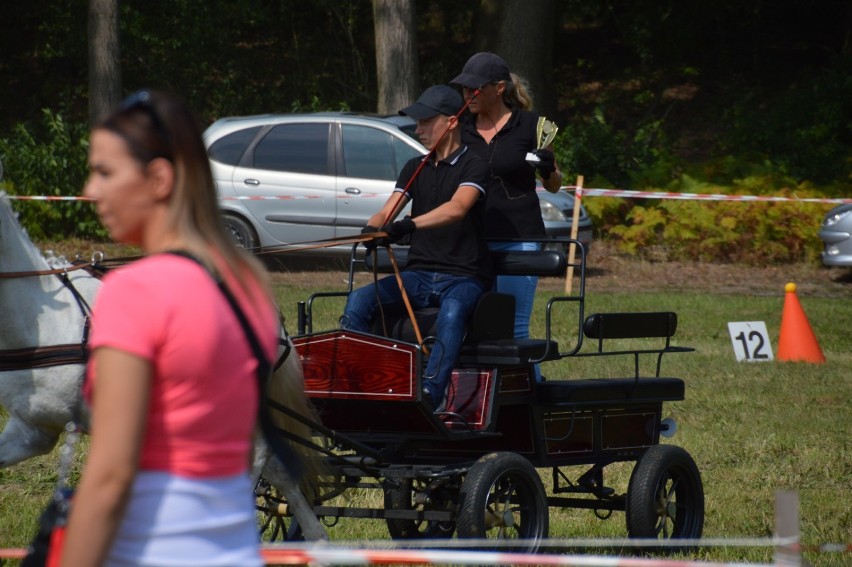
[373,0,418,114]
[88,0,121,126]
[475,0,556,117]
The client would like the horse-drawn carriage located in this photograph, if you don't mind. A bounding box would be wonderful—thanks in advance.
[0,189,702,550]
[259,238,704,548]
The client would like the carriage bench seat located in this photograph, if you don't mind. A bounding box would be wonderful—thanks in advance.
[458,338,559,366]
[371,292,560,367]
[365,247,566,367]
[537,377,684,405]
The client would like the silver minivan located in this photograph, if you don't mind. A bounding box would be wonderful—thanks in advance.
[205,112,592,256]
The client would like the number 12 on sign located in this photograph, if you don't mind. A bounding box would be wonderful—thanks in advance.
[727,321,774,362]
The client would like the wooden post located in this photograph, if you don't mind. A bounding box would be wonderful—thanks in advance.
[564,175,584,294]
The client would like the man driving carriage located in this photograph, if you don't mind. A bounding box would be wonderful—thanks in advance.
[341,85,492,412]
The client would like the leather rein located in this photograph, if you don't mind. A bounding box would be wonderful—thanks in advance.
[0,230,415,372]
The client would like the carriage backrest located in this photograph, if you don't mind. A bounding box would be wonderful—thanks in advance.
[583,312,678,340]
[363,247,567,276]
[370,291,515,344]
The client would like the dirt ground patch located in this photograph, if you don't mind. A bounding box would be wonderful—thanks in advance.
[268,243,851,299]
[45,239,849,298]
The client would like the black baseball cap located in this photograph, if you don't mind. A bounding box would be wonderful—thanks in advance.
[399,85,463,120]
[451,52,512,89]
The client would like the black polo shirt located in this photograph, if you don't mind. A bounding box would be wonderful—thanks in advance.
[394,145,493,281]
[459,108,547,239]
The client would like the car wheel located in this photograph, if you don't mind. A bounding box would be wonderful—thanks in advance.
[222,214,259,250]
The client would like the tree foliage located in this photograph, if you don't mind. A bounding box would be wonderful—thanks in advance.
[0,109,102,239]
[0,0,848,262]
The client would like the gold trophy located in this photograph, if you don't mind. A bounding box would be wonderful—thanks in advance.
[526,116,559,164]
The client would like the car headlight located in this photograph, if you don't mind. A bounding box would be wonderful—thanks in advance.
[540,200,567,222]
[823,209,851,228]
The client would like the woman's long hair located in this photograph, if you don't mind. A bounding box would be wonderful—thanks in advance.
[504,72,534,111]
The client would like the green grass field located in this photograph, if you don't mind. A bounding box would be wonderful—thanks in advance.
[1,270,850,566]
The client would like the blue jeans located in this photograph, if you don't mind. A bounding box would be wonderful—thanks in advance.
[341,270,489,407]
[489,241,541,381]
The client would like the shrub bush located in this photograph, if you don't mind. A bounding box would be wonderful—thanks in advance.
[0,110,101,240]
[596,175,831,265]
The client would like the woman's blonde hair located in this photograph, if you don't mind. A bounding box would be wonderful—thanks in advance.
[503,72,534,111]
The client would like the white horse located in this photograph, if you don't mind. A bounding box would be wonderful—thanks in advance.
[0,192,101,467]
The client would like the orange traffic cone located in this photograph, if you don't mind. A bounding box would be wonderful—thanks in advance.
[777,282,825,363]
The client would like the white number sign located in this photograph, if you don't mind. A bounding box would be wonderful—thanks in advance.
[727,321,774,362]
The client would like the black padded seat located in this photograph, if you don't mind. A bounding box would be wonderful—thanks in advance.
[537,377,684,404]
[459,338,559,366]
[362,247,565,366]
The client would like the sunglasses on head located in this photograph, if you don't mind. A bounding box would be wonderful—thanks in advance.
[119,89,170,146]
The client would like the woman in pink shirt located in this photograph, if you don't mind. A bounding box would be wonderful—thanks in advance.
[61,90,278,566]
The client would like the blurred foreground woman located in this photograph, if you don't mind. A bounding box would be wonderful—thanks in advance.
[61,90,278,567]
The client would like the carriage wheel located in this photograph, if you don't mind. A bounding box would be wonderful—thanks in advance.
[256,478,302,541]
[626,445,704,548]
[456,452,548,550]
[384,478,457,539]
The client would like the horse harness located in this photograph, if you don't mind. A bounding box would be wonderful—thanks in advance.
[0,255,296,372]
[0,259,105,371]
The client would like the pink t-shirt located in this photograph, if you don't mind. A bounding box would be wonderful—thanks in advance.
[86,254,278,478]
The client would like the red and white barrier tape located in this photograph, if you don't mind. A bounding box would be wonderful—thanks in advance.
[568,187,852,205]
[259,546,762,566]
[1,539,848,565]
[0,547,765,565]
[6,195,94,201]
[7,189,851,204]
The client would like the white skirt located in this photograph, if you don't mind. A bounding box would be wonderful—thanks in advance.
[106,471,262,567]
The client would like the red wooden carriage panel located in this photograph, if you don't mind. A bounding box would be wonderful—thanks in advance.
[295,331,418,401]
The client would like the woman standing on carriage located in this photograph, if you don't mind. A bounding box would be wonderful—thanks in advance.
[60,90,278,567]
[451,52,563,381]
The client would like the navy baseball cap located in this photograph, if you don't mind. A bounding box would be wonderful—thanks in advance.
[399,85,463,120]
[451,52,512,89]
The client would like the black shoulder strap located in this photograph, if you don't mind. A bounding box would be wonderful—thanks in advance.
[168,251,303,477]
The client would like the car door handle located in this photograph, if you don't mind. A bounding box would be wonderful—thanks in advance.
[344,187,361,195]
[244,179,260,186]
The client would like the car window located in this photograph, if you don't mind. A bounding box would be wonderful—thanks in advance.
[253,123,330,174]
[392,136,423,176]
[340,124,400,181]
[207,126,262,165]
